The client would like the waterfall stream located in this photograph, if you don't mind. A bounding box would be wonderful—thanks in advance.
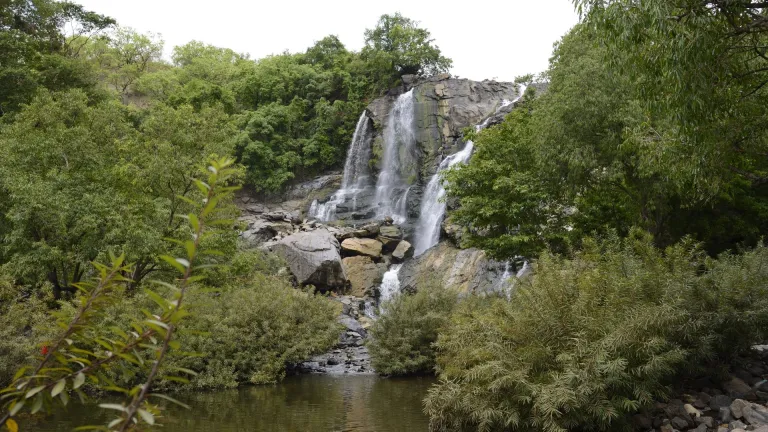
[413,142,475,256]
[412,89,525,255]
[374,90,417,223]
[310,112,372,221]
[378,264,403,303]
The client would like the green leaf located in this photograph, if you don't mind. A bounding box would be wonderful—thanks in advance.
[9,399,25,416]
[98,403,127,412]
[31,393,43,414]
[161,375,190,384]
[25,385,46,399]
[73,372,86,389]
[12,367,29,382]
[138,408,155,425]
[51,379,66,397]
[60,389,69,406]
[159,255,186,273]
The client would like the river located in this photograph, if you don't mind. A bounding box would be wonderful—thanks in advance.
[25,375,434,431]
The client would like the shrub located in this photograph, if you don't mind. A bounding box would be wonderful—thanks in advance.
[368,281,459,376]
[424,231,768,432]
[166,251,341,388]
[0,275,56,386]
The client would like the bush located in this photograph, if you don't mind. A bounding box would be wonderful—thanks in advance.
[368,282,459,376]
[424,231,768,432]
[0,275,56,385]
[167,251,341,388]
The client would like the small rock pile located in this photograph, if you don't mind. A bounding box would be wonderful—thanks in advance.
[296,296,376,375]
[635,347,768,432]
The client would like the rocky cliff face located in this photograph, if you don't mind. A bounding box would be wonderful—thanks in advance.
[399,241,513,295]
[368,74,518,179]
[325,74,518,225]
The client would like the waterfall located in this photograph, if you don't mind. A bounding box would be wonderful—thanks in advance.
[412,87,527,255]
[309,112,372,221]
[378,264,403,302]
[412,142,475,256]
[374,90,417,223]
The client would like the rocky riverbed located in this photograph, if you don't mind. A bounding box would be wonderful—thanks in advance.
[635,346,768,432]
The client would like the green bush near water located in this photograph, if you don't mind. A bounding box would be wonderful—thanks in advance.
[0,251,340,390]
[368,282,459,376]
[424,232,768,432]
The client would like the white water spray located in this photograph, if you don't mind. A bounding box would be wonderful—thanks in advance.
[412,142,475,256]
[310,112,372,221]
[375,90,417,223]
[412,87,527,255]
[378,264,403,303]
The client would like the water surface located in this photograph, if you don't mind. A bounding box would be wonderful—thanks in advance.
[26,375,434,432]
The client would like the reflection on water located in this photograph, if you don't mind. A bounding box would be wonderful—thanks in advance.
[26,375,434,432]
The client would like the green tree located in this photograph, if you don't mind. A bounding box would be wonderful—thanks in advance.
[446,24,768,259]
[362,13,452,88]
[0,0,114,115]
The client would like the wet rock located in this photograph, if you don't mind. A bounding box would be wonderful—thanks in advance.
[684,403,701,418]
[341,256,387,297]
[695,416,714,428]
[338,315,366,337]
[719,406,733,423]
[270,229,347,289]
[670,416,689,430]
[377,224,403,253]
[341,237,383,259]
[392,240,413,262]
[400,241,512,294]
[725,377,753,398]
[730,419,748,430]
[632,413,652,430]
[711,394,733,411]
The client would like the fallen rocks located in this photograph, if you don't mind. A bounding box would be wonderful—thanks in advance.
[341,237,383,259]
[392,240,413,262]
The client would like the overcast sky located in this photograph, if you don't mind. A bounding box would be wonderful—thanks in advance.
[74,0,580,82]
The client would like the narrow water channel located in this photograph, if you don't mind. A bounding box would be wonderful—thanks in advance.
[25,375,434,431]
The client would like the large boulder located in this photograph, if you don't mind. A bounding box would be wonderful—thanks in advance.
[270,229,347,289]
[378,224,404,252]
[342,256,387,297]
[341,238,383,259]
[399,241,509,294]
[392,240,413,262]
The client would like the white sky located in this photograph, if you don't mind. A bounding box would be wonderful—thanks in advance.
[74,0,580,82]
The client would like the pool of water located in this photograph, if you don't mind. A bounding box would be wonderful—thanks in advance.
[24,374,435,431]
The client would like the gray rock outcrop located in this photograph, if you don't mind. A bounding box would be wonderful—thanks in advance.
[399,241,510,294]
[269,229,347,289]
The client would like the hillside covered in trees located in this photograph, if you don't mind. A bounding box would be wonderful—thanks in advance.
[2,0,768,431]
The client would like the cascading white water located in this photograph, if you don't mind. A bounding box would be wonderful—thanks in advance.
[378,264,403,303]
[412,88,527,255]
[374,90,417,223]
[309,112,372,221]
[412,142,475,256]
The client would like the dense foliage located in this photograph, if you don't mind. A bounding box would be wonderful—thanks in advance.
[0,1,454,429]
[425,232,768,432]
[368,282,458,376]
[446,19,768,259]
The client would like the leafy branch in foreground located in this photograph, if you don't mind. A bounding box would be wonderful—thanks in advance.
[0,157,239,431]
